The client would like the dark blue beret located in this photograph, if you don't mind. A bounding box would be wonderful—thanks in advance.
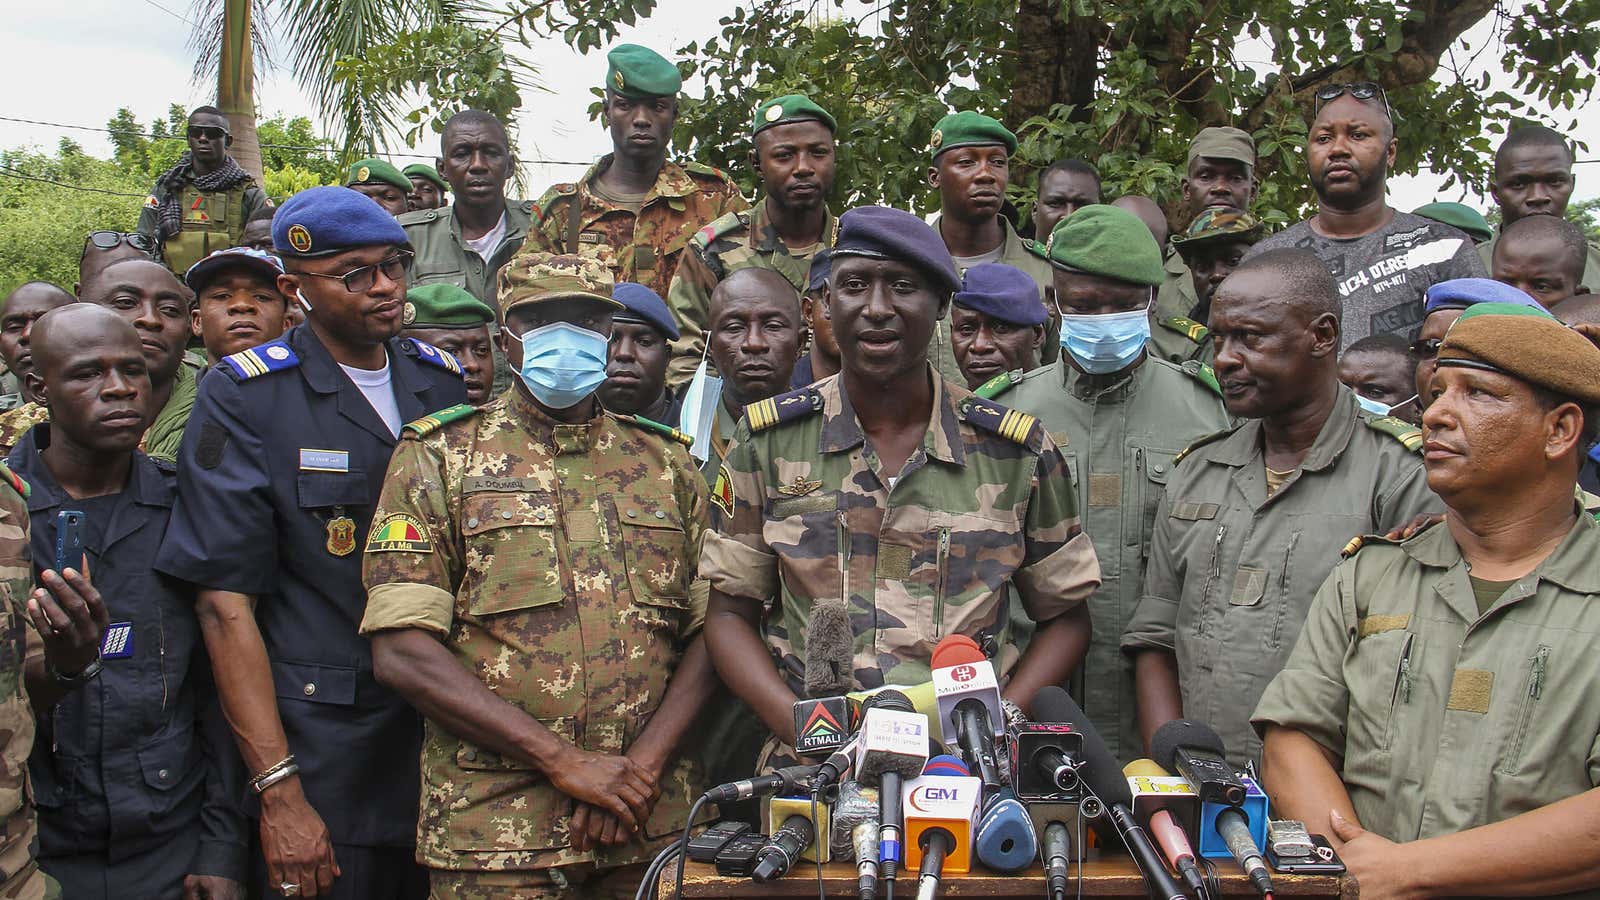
[611,281,679,339]
[806,249,832,295]
[953,263,1047,326]
[832,206,960,296]
[1424,277,1546,315]
[273,185,409,258]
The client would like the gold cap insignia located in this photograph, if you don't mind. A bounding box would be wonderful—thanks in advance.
[287,224,313,253]
[928,129,944,152]
[765,104,784,122]
[356,165,371,183]
[402,302,416,325]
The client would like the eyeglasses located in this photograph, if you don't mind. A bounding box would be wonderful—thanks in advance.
[187,126,228,141]
[298,251,414,294]
[1408,337,1443,358]
[1313,82,1393,121]
[81,231,156,261]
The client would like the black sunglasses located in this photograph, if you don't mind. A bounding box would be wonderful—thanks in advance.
[1313,82,1393,121]
[299,251,414,294]
[81,231,156,260]
[187,126,229,141]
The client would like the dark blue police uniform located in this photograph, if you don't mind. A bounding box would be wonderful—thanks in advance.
[10,424,247,899]
[155,323,464,898]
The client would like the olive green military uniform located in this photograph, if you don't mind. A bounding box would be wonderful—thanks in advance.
[519,158,748,300]
[1146,253,1213,364]
[137,180,269,277]
[1122,388,1438,766]
[1253,513,1600,863]
[929,217,1060,384]
[665,201,836,389]
[700,368,1100,696]
[359,390,706,895]
[0,463,51,900]
[1478,231,1600,293]
[999,355,1229,763]
[139,350,205,464]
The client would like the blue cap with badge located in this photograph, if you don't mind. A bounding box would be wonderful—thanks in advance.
[1423,277,1548,315]
[273,186,409,258]
[953,263,1046,326]
[806,250,832,295]
[831,206,961,296]
[611,282,679,340]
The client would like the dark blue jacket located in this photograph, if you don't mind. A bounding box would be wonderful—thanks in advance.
[10,425,246,879]
[154,323,465,846]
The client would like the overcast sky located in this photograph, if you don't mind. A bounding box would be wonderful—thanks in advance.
[3,0,1594,213]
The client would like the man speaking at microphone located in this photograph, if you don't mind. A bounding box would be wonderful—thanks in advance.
[1255,302,1600,897]
[699,205,1100,769]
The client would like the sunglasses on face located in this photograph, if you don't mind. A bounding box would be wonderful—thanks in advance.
[81,231,156,259]
[187,126,228,141]
[298,251,414,294]
[1313,82,1393,121]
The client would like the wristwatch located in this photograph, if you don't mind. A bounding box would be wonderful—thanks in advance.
[48,656,103,690]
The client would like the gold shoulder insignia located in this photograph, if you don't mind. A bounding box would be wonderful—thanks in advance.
[1179,361,1223,397]
[1364,415,1423,452]
[616,413,694,447]
[746,387,823,432]
[961,397,1041,447]
[1160,316,1209,344]
[1172,426,1236,466]
[403,403,480,438]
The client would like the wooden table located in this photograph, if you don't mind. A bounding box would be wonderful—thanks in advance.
[661,858,1355,899]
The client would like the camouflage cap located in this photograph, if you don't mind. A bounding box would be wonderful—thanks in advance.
[752,94,837,137]
[402,163,448,191]
[1044,204,1165,286]
[497,252,622,322]
[347,158,412,192]
[403,283,494,328]
[606,44,681,99]
[1186,126,1255,169]
[1170,206,1263,256]
[929,111,1016,159]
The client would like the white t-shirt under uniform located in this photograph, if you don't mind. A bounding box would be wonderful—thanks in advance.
[339,359,402,437]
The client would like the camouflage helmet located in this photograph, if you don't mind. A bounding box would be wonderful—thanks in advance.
[497,252,622,322]
[1170,206,1263,256]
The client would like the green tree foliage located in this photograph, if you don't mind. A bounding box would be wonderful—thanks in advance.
[668,0,1600,230]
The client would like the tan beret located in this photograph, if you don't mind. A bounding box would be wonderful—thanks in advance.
[1437,303,1600,405]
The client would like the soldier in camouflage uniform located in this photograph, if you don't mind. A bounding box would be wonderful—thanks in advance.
[698,269,804,484]
[519,45,747,300]
[700,206,1100,763]
[361,253,714,900]
[665,94,837,389]
[996,206,1230,764]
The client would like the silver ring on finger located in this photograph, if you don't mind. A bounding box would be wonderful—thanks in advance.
[279,882,301,897]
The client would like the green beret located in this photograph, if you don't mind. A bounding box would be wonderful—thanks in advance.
[1438,302,1600,404]
[929,111,1016,159]
[752,94,837,137]
[1412,202,1493,244]
[346,158,411,193]
[606,44,681,99]
[403,284,494,329]
[402,164,448,191]
[1171,206,1263,255]
[1044,204,1166,286]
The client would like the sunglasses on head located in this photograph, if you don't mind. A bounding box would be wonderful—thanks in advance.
[1408,337,1443,358]
[1313,82,1393,121]
[81,231,156,259]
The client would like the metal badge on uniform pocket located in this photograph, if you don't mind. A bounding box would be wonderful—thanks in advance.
[326,506,357,557]
[101,622,134,660]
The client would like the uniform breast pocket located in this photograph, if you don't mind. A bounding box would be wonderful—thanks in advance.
[460,494,566,622]
[617,499,691,629]
[1495,643,1552,776]
[1347,621,1418,754]
[411,269,470,291]
[1139,447,1179,557]
[902,511,1019,644]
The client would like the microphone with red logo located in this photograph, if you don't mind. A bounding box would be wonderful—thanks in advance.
[931,636,1005,792]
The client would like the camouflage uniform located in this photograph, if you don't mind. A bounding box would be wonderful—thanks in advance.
[359,385,707,891]
[998,356,1229,763]
[0,463,49,900]
[519,156,748,299]
[700,368,1100,697]
[0,407,46,458]
[665,201,836,389]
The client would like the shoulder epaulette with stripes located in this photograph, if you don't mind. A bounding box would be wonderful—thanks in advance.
[1364,415,1423,452]
[1180,361,1223,397]
[746,386,824,432]
[1159,316,1209,344]
[974,369,1022,400]
[402,338,463,376]
[403,404,479,437]
[615,413,694,447]
[691,211,751,250]
[960,397,1042,448]
[220,339,299,380]
[0,461,28,500]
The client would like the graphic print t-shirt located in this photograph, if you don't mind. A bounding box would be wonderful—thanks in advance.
[1249,211,1486,348]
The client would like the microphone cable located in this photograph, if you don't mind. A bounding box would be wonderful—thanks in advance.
[672,794,712,900]
[633,841,685,900]
[813,788,826,900]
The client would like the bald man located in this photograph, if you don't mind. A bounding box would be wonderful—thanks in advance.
[703,267,804,482]
[0,282,74,408]
[1124,247,1437,766]
[1112,195,1171,248]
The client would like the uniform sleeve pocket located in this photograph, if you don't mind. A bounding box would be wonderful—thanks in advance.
[296,471,370,509]
[461,493,567,617]
[620,504,690,610]
[271,660,358,706]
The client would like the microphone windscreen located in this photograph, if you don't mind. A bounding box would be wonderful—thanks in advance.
[803,602,855,698]
[923,755,970,777]
[1150,719,1228,773]
[973,790,1038,874]
[930,634,985,670]
[864,688,914,714]
[1030,686,1133,809]
[1123,758,1170,778]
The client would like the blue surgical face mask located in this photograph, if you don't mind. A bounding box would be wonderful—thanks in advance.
[1355,391,1417,418]
[514,321,609,409]
[1057,297,1153,375]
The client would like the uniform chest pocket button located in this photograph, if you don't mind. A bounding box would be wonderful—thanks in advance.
[461,493,566,618]
[621,505,690,610]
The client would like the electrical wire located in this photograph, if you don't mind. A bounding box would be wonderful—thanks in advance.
[673,795,711,900]
[0,165,147,197]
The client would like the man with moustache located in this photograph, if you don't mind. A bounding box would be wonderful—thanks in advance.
[948,263,1046,394]
[699,268,803,484]
[1124,247,1437,767]
[1249,85,1483,348]
[667,95,836,389]
[399,285,496,407]
[12,305,246,900]
[1479,125,1600,291]
[790,252,840,388]
[1029,159,1101,241]
[522,45,746,298]
[599,283,683,427]
[155,187,465,900]
[137,107,269,276]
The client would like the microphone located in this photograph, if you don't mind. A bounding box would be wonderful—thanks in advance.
[1031,687,1188,900]
[1125,759,1207,900]
[849,682,946,743]
[1152,720,1272,898]
[814,690,917,791]
[794,695,856,757]
[855,705,932,895]
[1041,819,1073,900]
[931,636,1005,791]
[803,597,855,698]
[765,794,832,865]
[752,813,819,882]
[854,817,881,900]
[916,828,955,900]
[703,764,821,803]
[1217,806,1273,899]
[973,787,1037,874]
[902,758,980,896]
[831,781,880,858]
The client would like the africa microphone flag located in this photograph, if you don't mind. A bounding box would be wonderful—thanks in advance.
[365,513,434,553]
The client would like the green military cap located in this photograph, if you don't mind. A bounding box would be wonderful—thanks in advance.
[403,283,493,329]
[606,44,681,99]
[929,111,1016,159]
[1187,126,1256,169]
[1412,202,1493,244]
[402,163,448,191]
[1044,204,1166,286]
[347,158,411,192]
[497,252,622,322]
[1171,206,1264,254]
[752,94,837,137]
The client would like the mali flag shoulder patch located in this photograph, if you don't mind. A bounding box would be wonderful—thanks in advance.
[710,465,735,518]
[366,513,434,553]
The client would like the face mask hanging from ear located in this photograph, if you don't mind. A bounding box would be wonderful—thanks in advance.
[1355,391,1417,418]
[678,342,723,463]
